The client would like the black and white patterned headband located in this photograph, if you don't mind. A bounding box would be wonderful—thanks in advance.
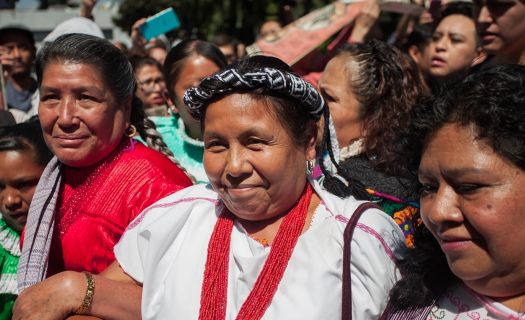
[183,67,325,120]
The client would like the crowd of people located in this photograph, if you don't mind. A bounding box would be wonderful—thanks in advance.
[0,0,524,319]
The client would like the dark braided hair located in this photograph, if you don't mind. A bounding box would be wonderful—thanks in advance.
[35,33,191,175]
[318,107,370,200]
[129,96,194,181]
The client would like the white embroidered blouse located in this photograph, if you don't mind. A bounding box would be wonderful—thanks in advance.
[115,180,406,319]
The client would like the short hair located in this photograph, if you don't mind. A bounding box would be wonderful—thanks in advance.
[440,1,474,20]
[437,1,479,45]
[0,119,52,167]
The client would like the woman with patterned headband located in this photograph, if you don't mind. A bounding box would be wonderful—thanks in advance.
[14,55,405,319]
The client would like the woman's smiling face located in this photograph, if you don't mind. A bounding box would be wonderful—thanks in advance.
[203,93,315,222]
[39,61,130,167]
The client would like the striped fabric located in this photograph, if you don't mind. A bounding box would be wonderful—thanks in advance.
[17,157,62,291]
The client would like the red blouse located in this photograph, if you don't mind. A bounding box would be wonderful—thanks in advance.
[47,139,192,275]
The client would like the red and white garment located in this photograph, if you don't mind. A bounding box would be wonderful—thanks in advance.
[115,180,406,319]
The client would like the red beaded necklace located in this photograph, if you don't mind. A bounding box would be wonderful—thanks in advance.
[199,183,313,320]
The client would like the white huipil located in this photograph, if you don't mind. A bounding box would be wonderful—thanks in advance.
[115,180,406,319]
[428,282,525,320]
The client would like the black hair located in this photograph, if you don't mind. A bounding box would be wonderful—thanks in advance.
[163,39,227,102]
[403,23,433,53]
[130,56,163,74]
[414,64,525,172]
[0,119,52,167]
[440,1,474,20]
[388,64,525,310]
[437,1,479,45]
[36,33,134,103]
[34,33,184,169]
[0,26,35,46]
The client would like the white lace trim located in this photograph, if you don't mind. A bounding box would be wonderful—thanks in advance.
[339,139,364,161]
[309,202,326,227]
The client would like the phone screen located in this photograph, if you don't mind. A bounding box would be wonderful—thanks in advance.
[140,8,181,41]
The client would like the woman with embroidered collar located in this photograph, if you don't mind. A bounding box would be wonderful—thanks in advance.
[14,33,192,313]
[318,39,430,246]
[13,55,405,320]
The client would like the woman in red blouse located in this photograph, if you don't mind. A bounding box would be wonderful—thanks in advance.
[17,33,192,290]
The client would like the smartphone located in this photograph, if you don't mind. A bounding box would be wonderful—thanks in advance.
[139,8,181,41]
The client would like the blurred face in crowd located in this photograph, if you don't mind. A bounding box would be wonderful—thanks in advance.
[173,54,220,139]
[429,15,484,78]
[474,0,525,57]
[318,54,363,148]
[135,64,167,109]
[419,124,525,298]
[0,148,45,233]
[259,21,282,41]
[203,93,315,222]
[39,62,130,167]
[0,32,35,76]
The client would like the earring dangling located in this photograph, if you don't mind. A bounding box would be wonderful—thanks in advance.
[125,124,137,137]
[306,159,315,176]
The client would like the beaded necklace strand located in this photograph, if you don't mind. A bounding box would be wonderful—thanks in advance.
[199,183,313,320]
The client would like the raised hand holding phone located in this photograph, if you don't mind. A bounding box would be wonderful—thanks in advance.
[139,8,180,41]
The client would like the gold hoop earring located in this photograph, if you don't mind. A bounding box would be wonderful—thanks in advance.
[125,124,137,137]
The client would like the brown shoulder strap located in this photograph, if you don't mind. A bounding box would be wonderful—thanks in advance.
[342,202,381,320]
